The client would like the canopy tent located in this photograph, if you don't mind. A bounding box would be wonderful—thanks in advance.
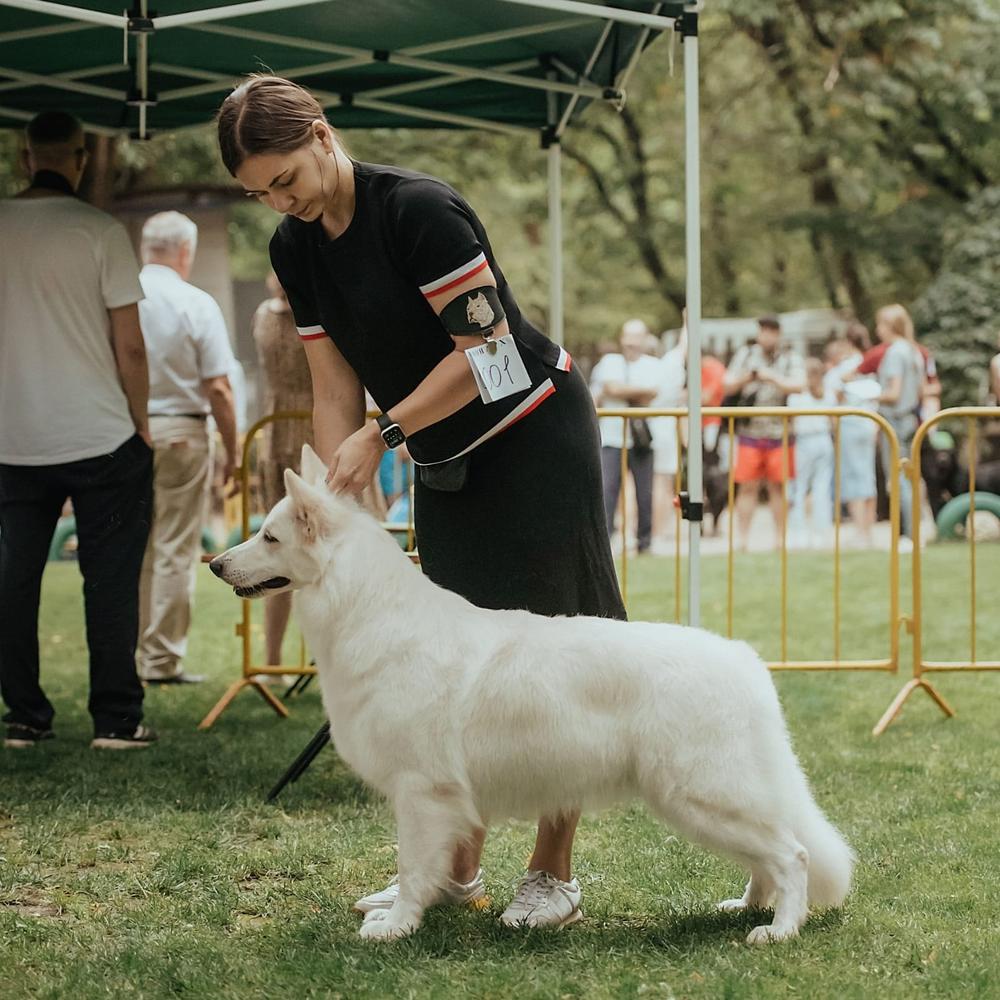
[0,0,706,622]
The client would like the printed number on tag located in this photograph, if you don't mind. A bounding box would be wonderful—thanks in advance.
[465,335,532,403]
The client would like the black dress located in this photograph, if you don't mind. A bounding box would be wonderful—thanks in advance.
[270,161,624,620]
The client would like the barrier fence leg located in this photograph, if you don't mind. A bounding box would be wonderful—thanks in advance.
[197,677,290,730]
[872,678,956,737]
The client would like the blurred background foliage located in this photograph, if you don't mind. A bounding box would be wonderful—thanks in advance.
[2,0,997,400]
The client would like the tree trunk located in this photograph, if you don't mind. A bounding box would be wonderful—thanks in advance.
[79,135,117,210]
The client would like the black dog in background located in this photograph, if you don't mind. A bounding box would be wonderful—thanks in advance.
[702,439,730,536]
[922,430,1000,519]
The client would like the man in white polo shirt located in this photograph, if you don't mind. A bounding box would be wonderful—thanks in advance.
[137,212,238,684]
[589,319,661,554]
[0,111,156,749]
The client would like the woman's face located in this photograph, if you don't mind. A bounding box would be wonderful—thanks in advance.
[236,133,333,222]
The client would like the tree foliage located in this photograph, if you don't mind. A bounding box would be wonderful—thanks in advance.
[913,186,1000,406]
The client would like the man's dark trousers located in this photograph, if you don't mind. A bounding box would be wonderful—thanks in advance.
[0,434,153,734]
[600,444,654,554]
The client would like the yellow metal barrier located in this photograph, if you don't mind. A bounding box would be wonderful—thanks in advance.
[598,406,903,674]
[204,403,1000,731]
[873,406,1000,735]
[198,410,416,730]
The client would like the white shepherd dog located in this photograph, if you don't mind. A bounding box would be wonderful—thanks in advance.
[210,445,854,945]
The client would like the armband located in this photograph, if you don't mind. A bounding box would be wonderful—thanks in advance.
[439,285,506,338]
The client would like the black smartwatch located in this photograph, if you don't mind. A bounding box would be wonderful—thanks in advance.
[376,412,406,450]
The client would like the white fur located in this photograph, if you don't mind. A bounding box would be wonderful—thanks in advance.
[211,445,854,945]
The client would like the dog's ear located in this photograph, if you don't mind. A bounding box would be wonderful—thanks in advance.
[284,468,334,542]
[299,443,328,487]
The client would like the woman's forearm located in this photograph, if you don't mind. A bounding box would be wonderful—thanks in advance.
[386,348,481,436]
[313,395,365,467]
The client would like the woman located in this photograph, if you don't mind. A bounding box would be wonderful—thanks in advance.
[827,323,880,547]
[252,271,315,668]
[874,304,926,539]
[217,76,625,930]
[650,324,686,549]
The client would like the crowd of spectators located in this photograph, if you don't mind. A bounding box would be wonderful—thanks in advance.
[588,303,977,553]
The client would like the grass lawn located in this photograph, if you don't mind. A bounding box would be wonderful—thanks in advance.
[2,546,999,999]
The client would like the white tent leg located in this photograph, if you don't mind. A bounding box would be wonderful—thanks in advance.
[547,139,564,347]
[683,7,703,627]
[546,75,564,347]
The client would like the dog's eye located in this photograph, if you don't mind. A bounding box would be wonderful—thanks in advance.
[263,532,279,544]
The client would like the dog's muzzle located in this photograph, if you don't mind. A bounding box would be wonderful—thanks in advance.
[208,554,289,598]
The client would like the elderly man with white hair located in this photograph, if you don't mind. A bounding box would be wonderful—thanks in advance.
[589,318,661,554]
[137,211,238,684]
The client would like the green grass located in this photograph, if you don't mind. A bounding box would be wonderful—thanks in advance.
[2,547,999,999]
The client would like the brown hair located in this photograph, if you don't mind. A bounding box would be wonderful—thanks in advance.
[845,321,871,352]
[217,75,333,176]
[757,314,781,332]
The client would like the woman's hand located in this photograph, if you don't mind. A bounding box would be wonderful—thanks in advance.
[326,421,385,497]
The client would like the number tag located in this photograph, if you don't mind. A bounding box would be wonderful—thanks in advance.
[464,335,532,403]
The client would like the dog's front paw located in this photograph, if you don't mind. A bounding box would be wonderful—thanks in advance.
[358,908,418,942]
[717,896,749,912]
[745,922,799,945]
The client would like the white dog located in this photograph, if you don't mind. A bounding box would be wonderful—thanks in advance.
[210,445,854,945]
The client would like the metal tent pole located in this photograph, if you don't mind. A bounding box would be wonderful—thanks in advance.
[683,6,703,627]
[546,77,565,346]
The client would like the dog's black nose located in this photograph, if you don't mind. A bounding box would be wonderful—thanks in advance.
[208,555,225,578]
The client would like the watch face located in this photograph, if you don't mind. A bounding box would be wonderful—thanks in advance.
[382,424,406,449]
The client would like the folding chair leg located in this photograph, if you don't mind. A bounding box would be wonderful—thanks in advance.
[266,721,332,803]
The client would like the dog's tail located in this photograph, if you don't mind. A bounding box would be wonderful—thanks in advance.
[790,775,855,908]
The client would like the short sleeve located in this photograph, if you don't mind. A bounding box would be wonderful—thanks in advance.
[193,293,235,380]
[387,179,488,302]
[100,222,143,309]
[269,228,326,342]
[856,348,882,375]
[589,354,621,392]
[880,344,904,381]
[726,345,751,379]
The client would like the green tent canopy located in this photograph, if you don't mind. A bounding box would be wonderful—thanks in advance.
[0,1,684,137]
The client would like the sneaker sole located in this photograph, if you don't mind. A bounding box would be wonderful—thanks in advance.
[90,737,154,750]
[501,906,584,930]
[4,738,39,748]
[353,890,488,916]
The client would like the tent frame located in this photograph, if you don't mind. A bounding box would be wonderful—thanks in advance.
[0,0,704,623]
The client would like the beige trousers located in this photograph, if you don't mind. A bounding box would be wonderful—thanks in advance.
[138,416,212,680]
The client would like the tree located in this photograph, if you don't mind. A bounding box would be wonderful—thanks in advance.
[914,186,1000,406]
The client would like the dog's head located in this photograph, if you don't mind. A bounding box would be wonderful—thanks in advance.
[209,444,356,598]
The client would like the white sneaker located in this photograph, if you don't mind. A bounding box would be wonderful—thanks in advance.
[500,870,583,929]
[353,868,487,915]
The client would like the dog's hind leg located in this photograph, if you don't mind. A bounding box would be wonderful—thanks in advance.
[718,870,775,913]
[648,795,809,944]
[359,777,475,943]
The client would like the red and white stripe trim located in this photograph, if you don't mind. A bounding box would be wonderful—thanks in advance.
[419,252,489,299]
[555,347,573,372]
[296,324,326,341]
[412,378,556,468]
